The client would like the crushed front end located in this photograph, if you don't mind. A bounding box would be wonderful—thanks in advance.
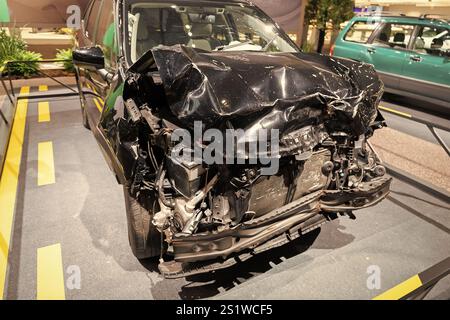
[117,45,392,277]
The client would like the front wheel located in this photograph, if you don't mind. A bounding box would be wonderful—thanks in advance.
[123,187,162,259]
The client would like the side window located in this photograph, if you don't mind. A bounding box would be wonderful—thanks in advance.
[413,26,450,57]
[96,0,117,68]
[344,21,379,43]
[373,23,414,49]
[85,0,101,42]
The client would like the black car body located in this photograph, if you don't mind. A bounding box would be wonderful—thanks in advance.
[74,0,391,278]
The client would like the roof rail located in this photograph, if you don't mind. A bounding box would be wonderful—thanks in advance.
[357,11,450,22]
[420,14,448,19]
[419,14,450,23]
[357,11,409,18]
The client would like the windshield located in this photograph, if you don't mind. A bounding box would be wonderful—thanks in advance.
[126,1,298,63]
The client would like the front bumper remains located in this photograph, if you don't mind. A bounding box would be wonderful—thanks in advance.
[159,176,392,278]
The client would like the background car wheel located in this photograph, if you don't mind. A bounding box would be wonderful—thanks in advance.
[123,187,162,259]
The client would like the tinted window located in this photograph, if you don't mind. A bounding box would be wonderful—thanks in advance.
[413,26,450,57]
[96,0,117,68]
[373,23,414,49]
[86,0,101,41]
[344,21,379,43]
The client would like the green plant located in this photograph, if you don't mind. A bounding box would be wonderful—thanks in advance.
[7,50,42,77]
[301,42,314,53]
[0,29,26,65]
[0,29,42,76]
[56,48,75,72]
[306,0,355,53]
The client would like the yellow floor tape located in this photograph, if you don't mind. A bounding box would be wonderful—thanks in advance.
[37,142,56,186]
[37,244,65,300]
[86,83,104,112]
[0,89,28,299]
[379,106,412,119]
[38,102,50,123]
[373,275,422,300]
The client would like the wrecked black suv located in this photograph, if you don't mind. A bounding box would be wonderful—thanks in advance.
[74,0,391,278]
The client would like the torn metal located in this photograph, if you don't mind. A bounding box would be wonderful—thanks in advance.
[112,45,391,276]
[151,45,384,134]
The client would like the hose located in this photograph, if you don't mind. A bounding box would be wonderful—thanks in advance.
[157,165,175,209]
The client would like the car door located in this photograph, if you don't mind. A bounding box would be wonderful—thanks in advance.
[333,19,381,61]
[362,23,415,90]
[88,0,125,177]
[92,0,116,95]
[79,0,103,124]
[401,24,450,107]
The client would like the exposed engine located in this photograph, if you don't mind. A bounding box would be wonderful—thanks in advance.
[147,130,386,244]
[111,45,391,272]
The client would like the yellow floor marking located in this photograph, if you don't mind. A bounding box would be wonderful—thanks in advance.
[379,106,412,119]
[38,102,51,123]
[38,85,48,92]
[37,142,56,186]
[93,98,103,113]
[0,94,28,299]
[86,83,95,93]
[373,275,422,300]
[37,244,65,300]
[86,83,103,112]
[19,86,30,96]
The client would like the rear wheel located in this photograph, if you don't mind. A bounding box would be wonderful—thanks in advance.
[123,187,162,259]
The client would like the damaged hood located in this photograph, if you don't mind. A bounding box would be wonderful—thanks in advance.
[137,45,384,135]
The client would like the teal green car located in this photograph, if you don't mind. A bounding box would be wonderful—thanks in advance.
[332,15,450,114]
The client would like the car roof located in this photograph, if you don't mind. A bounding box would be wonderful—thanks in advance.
[352,15,450,28]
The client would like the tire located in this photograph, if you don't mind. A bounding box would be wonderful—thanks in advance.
[123,187,162,259]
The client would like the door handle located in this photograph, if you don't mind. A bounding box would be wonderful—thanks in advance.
[367,48,376,54]
[410,55,423,62]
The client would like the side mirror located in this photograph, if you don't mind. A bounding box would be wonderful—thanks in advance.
[73,46,105,71]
